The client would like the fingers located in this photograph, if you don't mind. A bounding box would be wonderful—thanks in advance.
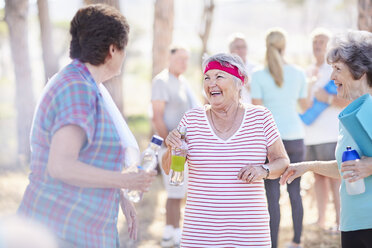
[343,171,362,182]
[165,129,182,148]
[129,213,137,240]
[340,160,357,172]
[237,165,261,183]
[279,170,294,185]
[132,215,138,240]
[238,167,251,181]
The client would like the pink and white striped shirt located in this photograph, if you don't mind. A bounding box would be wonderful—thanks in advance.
[178,105,280,247]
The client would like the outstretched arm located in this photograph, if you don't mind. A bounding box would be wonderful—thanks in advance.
[280,160,340,185]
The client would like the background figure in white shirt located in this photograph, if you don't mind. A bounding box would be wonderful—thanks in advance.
[228,33,258,104]
[151,46,199,248]
[305,28,348,231]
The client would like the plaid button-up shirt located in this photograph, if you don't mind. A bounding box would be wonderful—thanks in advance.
[18,59,124,247]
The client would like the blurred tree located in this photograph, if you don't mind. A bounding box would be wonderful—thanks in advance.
[37,0,59,82]
[199,0,214,65]
[5,0,35,165]
[358,0,372,31]
[152,0,174,78]
[84,0,124,114]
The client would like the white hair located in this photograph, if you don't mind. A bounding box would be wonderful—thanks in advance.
[202,53,248,84]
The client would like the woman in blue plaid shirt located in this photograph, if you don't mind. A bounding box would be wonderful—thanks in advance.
[17,4,156,247]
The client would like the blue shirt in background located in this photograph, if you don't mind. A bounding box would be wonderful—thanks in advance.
[251,65,307,140]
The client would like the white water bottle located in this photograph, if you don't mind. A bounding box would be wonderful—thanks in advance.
[124,135,163,202]
[342,146,365,195]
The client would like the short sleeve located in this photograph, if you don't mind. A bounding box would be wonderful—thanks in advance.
[250,71,262,99]
[50,81,96,146]
[177,112,188,131]
[151,78,169,102]
[298,70,307,99]
[262,108,280,147]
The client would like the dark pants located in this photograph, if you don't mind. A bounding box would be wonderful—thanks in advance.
[342,229,372,248]
[265,139,305,248]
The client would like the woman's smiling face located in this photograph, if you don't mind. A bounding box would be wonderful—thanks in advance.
[331,61,365,101]
[203,69,241,108]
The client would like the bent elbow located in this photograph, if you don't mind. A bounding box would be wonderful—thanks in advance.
[47,160,66,180]
[47,162,60,179]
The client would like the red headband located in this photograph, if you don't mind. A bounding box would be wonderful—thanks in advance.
[204,60,245,85]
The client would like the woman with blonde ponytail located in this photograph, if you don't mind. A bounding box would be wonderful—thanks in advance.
[251,28,309,248]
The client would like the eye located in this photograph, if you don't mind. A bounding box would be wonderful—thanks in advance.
[217,75,224,79]
[204,76,210,81]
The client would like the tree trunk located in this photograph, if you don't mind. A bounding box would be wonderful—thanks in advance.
[85,0,120,9]
[199,0,215,65]
[5,0,35,164]
[152,0,174,78]
[84,0,124,114]
[358,0,372,32]
[37,0,59,82]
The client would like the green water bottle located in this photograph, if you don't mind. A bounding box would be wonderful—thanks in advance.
[169,126,187,186]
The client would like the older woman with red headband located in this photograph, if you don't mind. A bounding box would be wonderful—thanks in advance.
[162,53,289,247]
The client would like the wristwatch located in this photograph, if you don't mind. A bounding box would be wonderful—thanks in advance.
[261,164,270,179]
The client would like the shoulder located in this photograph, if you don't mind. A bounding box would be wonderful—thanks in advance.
[185,107,205,117]
[244,104,273,119]
[152,70,170,85]
[48,64,97,99]
[251,67,271,80]
[285,64,305,75]
[252,67,267,76]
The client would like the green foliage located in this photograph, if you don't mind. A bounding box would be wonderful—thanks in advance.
[0,8,7,37]
[281,0,306,7]
[53,20,71,30]
[125,57,152,81]
[126,114,152,150]
[0,103,15,119]
[127,114,151,136]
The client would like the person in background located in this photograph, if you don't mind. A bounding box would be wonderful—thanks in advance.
[305,28,348,232]
[251,28,308,248]
[281,30,372,248]
[17,4,157,247]
[163,53,289,247]
[151,46,199,248]
[228,33,258,103]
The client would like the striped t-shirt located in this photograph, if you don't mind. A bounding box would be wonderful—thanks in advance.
[178,105,280,247]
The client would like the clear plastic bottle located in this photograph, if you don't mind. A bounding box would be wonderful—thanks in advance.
[169,126,187,186]
[125,135,163,202]
[342,146,365,195]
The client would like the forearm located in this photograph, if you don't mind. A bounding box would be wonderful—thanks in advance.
[152,118,169,141]
[267,157,289,179]
[162,147,172,175]
[48,158,127,188]
[307,160,340,179]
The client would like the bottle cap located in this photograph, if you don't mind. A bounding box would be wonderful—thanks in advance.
[151,135,163,146]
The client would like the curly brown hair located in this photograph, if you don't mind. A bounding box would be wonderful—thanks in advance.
[69,4,130,65]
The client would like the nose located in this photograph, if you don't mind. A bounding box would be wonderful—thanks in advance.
[330,70,336,81]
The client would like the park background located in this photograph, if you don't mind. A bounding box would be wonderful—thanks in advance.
[0,0,371,247]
